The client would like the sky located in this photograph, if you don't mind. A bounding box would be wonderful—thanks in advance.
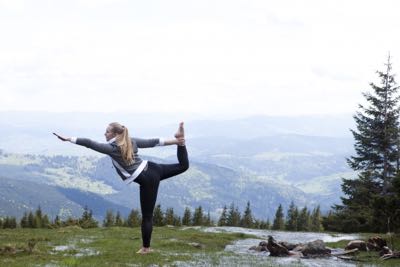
[1,0,400,118]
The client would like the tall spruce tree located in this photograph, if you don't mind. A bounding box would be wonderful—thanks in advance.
[285,201,298,231]
[182,207,192,226]
[337,56,400,232]
[240,201,254,228]
[272,204,285,230]
[218,205,228,226]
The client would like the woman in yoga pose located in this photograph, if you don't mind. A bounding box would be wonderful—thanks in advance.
[54,122,189,254]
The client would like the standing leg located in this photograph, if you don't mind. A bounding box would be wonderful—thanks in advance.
[134,162,161,253]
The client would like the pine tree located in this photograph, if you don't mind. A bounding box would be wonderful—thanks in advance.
[164,208,175,226]
[20,212,29,228]
[240,201,254,228]
[173,215,182,226]
[285,201,298,231]
[79,206,98,228]
[227,203,241,226]
[218,205,228,226]
[192,206,204,226]
[115,211,124,226]
[182,207,192,226]
[126,209,141,227]
[203,211,212,226]
[335,56,400,232]
[310,206,323,232]
[42,214,51,228]
[153,204,164,226]
[103,210,115,227]
[33,206,43,228]
[272,204,285,230]
[53,215,62,228]
[297,206,310,231]
[28,211,35,228]
[0,218,3,229]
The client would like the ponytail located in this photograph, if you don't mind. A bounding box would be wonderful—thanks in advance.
[109,122,134,165]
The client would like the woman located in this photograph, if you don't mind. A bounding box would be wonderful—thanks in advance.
[54,122,189,254]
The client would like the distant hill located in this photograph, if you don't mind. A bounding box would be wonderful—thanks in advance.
[0,111,357,220]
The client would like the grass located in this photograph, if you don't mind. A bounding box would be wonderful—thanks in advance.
[325,233,400,267]
[0,226,255,267]
[2,227,400,267]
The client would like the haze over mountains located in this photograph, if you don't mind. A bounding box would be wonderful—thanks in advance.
[0,111,356,220]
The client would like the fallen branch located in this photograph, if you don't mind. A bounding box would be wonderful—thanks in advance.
[381,251,400,260]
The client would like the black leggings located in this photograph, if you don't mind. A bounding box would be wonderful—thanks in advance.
[133,145,189,248]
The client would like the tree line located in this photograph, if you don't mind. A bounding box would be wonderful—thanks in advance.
[0,201,323,233]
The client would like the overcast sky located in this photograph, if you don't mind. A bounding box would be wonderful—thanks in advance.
[1,0,400,118]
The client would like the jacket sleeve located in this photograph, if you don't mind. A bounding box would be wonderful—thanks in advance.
[132,137,164,148]
[75,138,116,155]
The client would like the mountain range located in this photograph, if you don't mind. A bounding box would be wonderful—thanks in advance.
[0,111,357,221]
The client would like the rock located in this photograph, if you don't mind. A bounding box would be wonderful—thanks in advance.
[258,241,268,247]
[301,240,331,256]
[345,240,368,251]
[367,236,387,251]
[267,236,290,257]
[249,245,268,252]
[279,241,299,251]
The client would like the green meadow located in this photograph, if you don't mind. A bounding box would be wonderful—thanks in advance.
[1,226,400,267]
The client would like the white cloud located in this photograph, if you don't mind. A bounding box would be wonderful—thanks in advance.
[1,0,400,117]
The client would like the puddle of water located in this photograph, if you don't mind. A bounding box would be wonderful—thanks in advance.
[181,227,373,267]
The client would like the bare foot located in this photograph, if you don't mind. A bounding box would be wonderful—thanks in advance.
[174,122,185,139]
[136,247,154,254]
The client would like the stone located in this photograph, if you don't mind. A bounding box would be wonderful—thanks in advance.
[301,240,331,256]
[345,240,368,251]
[267,236,290,257]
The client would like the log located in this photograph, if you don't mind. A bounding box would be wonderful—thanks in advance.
[381,251,400,260]
[331,248,359,256]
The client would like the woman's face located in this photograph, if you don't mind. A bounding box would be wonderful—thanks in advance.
[104,126,116,141]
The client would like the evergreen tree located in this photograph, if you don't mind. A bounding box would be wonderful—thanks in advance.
[335,56,400,232]
[285,201,298,231]
[115,211,124,226]
[297,206,310,231]
[53,215,62,228]
[0,218,3,229]
[227,203,241,226]
[103,210,115,227]
[164,208,175,225]
[3,217,17,229]
[203,211,212,226]
[192,206,204,226]
[20,212,29,228]
[33,206,43,228]
[153,204,164,226]
[240,201,254,228]
[182,207,192,226]
[272,204,285,230]
[218,205,228,226]
[28,211,35,228]
[79,206,98,228]
[310,206,323,232]
[173,215,182,226]
[126,209,141,227]
[42,214,51,228]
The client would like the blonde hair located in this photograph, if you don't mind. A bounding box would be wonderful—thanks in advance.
[109,122,134,165]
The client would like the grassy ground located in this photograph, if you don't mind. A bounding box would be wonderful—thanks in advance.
[325,233,400,267]
[2,227,400,267]
[0,226,259,267]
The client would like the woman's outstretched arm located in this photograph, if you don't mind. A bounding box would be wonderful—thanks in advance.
[53,133,115,155]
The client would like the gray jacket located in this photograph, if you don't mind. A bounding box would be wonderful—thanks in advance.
[74,137,163,181]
